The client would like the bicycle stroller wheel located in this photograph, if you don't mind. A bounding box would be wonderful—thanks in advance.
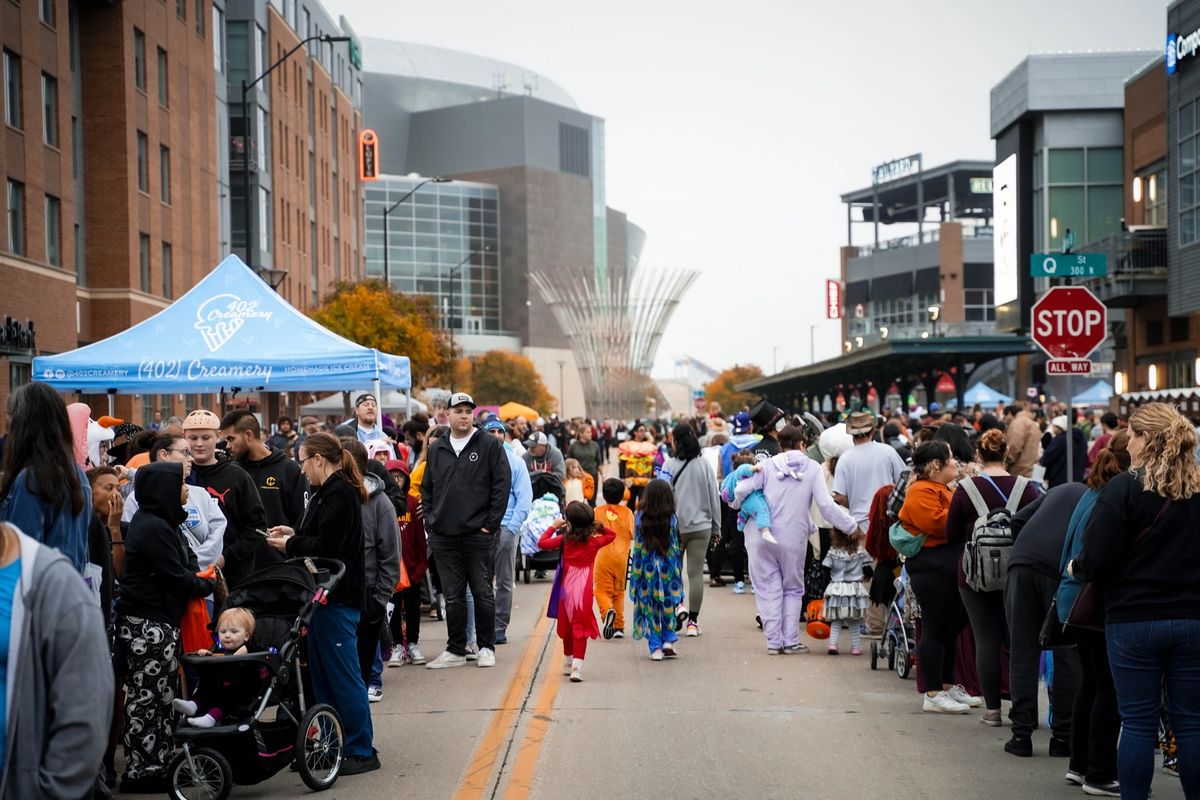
[167,746,232,800]
[296,703,344,791]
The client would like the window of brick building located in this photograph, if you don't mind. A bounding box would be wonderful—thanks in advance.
[134,29,146,91]
[41,73,57,146]
[162,242,172,297]
[1147,319,1165,347]
[136,131,149,192]
[1171,316,1191,343]
[176,0,185,20]
[2,50,20,130]
[6,180,24,255]
[160,145,171,204]
[39,0,54,27]
[212,5,224,72]
[44,194,60,266]
[139,233,150,292]
[157,47,168,106]
[194,0,203,36]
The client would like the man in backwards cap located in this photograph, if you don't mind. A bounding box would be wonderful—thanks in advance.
[348,393,387,445]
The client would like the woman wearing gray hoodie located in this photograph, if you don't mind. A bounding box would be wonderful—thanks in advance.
[658,423,721,636]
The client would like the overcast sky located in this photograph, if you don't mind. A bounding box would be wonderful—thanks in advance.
[335,0,1166,379]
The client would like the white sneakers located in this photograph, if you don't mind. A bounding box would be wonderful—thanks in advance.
[685,621,701,637]
[387,645,406,667]
[407,644,427,665]
[946,684,983,708]
[476,647,496,668]
[569,658,583,682]
[650,649,664,661]
[426,651,468,669]
[923,691,971,714]
[367,686,383,703]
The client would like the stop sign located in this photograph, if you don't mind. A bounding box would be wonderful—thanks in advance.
[1031,286,1108,360]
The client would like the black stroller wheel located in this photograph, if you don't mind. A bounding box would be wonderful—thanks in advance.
[895,646,911,679]
[296,703,344,791]
[887,640,897,672]
[167,746,232,800]
[869,641,879,670]
[522,557,530,584]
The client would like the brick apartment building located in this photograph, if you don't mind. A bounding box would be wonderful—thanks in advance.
[0,0,363,431]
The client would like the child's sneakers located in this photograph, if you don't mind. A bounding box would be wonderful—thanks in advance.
[602,609,616,640]
[662,643,677,658]
[850,646,863,656]
[761,528,779,545]
[563,656,573,675]
[650,649,664,661]
[613,630,624,638]
[827,645,839,655]
[570,658,583,683]
[674,604,688,632]
[731,581,746,595]
[686,621,701,637]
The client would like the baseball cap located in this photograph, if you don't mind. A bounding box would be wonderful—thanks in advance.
[482,419,507,434]
[354,393,377,407]
[384,459,409,475]
[448,392,476,409]
[731,411,752,435]
[182,410,221,431]
[526,432,549,447]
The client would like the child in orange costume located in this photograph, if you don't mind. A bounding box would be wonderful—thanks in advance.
[592,478,635,640]
[538,502,616,682]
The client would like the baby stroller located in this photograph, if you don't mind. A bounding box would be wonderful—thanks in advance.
[518,471,565,584]
[870,567,916,680]
[166,557,347,800]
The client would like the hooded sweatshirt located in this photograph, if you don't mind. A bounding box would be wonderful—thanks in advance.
[285,471,365,610]
[117,462,215,624]
[240,447,307,528]
[122,483,226,570]
[0,527,113,800]
[659,455,721,535]
[0,466,91,574]
[191,458,268,587]
[361,473,402,614]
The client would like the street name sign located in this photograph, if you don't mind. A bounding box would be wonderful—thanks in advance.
[1030,253,1108,278]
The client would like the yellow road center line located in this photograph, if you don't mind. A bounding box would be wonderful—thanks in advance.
[452,586,553,800]
[501,642,563,800]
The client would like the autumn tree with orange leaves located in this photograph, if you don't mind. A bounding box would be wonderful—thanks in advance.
[703,364,764,413]
[309,280,454,387]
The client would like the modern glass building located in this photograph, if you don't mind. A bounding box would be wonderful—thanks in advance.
[364,175,502,335]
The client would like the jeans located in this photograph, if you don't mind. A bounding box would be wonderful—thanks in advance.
[429,532,497,654]
[493,529,519,637]
[1106,619,1200,799]
[308,601,374,758]
[646,626,679,654]
[1004,565,1079,739]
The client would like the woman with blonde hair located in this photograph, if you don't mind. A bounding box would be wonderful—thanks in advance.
[1072,404,1200,799]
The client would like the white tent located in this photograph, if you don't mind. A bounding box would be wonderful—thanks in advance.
[300,390,427,417]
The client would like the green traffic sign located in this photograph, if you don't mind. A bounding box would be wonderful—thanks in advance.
[1030,253,1107,278]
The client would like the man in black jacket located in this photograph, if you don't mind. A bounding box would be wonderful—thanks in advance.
[220,409,308,529]
[183,409,268,588]
[421,393,511,669]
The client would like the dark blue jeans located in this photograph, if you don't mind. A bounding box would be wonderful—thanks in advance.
[1106,619,1200,799]
[308,601,374,758]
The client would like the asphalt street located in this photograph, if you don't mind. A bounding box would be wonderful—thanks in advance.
[178,574,1186,800]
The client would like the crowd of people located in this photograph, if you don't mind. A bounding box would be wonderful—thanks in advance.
[0,378,1196,800]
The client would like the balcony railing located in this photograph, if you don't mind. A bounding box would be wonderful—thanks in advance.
[1080,228,1166,273]
[855,223,993,258]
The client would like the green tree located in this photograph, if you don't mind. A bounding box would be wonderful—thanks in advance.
[309,280,453,387]
[703,364,764,412]
[464,350,556,411]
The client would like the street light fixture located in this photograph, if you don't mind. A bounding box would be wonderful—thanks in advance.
[446,244,493,391]
[241,33,350,275]
[928,304,941,337]
[879,325,889,340]
[382,174,452,287]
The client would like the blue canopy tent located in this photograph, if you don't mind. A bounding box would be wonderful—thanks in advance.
[1072,380,1114,407]
[34,255,411,408]
[945,382,1013,409]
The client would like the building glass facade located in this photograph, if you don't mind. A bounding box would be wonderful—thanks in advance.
[364,175,502,334]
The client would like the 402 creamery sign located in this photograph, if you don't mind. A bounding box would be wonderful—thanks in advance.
[1167,28,1200,75]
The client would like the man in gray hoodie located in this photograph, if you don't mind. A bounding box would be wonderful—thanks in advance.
[0,523,113,798]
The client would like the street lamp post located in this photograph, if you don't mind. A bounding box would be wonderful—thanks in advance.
[557,360,565,415]
[381,175,450,287]
[445,244,491,391]
[242,34,349,272]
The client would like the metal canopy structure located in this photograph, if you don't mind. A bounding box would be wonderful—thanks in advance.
[739,335,1038,412]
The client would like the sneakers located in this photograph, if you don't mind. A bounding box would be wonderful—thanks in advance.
[674,605,688,632]
[732,581,746,594]
[650,649,664,661]
[1049,737,1071,758]
[569,658,583,682]
[686,621,701,637]
[464,643,478,662]
[946,684,983,708]
[1004,735,1033,757]
[407,644,427,665]
[850,646,863,656]
[755,615,763,630]
[981,710,1003,727]
[426,651,468,669]
[367,686,383,703]
[613,630,624,638]
[783,643,808,654]
[387,645,406,667]
[476,647,496,668]
[1082,781,1120,797]
[827,645,839,655]
[1065,770,1085,786]
[495,632,508,645]
[602,609,616,640]
[341,750,382,776]
[662,643,677,658]
[766,647,783,655]
[923,691,970,714]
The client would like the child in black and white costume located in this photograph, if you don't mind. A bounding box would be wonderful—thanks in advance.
[822,529,871,655]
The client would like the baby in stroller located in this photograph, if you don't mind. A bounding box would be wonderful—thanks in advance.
[173,607,268,728]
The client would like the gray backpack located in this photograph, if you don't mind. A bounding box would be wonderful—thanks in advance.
[960,475,1028,593]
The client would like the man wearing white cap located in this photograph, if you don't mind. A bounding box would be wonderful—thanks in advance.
[421,393,512,669]
[1040,414,1086,488]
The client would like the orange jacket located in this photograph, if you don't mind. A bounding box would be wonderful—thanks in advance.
[897,480,953,548]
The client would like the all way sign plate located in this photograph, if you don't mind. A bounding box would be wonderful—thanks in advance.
[1047,360,1094,376]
